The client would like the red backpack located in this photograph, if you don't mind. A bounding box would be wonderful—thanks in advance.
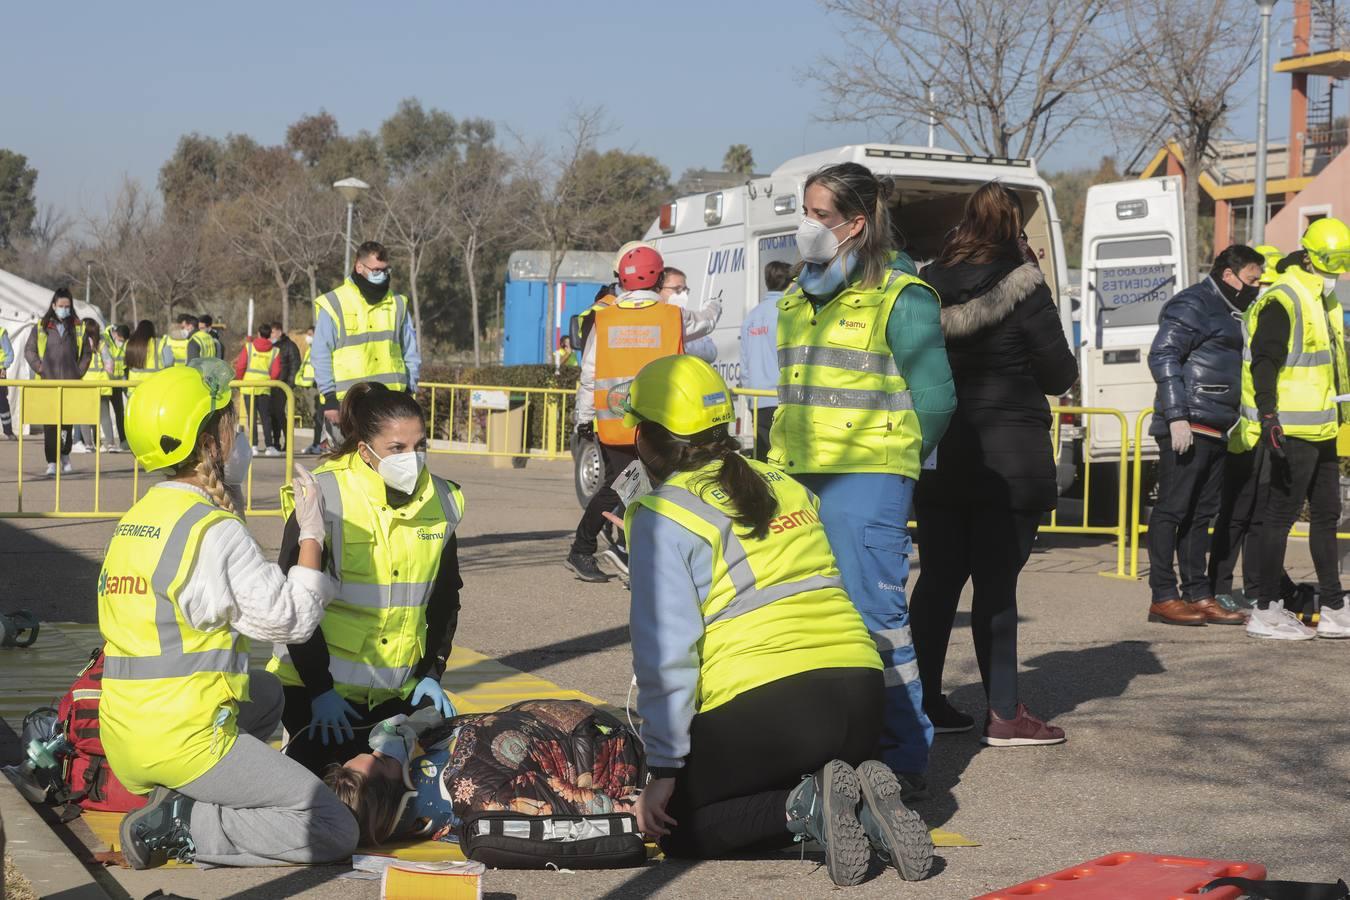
[57,648,147,814]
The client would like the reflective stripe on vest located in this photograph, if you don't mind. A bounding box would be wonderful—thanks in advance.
[769,267,929,478]
[295,349,315,387]
[314,283,410,399]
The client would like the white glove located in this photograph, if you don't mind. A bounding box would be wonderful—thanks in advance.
[1169,420,1193,455]
[292,464,327,544]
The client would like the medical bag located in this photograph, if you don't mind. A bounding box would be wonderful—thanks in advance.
[56,647,147,813]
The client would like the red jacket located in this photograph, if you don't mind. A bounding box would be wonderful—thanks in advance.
[234,338,282,381]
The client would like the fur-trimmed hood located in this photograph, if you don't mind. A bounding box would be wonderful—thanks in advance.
[936,262,1045,339]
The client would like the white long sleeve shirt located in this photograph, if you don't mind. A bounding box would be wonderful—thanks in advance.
[576,297,723,424]
[159,483,337,643]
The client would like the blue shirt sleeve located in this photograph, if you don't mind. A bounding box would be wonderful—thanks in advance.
[312,309,338,400]
[159,340,174,369]
[400,301,421,391]
[887,282,956,463]
[628,506,709,770]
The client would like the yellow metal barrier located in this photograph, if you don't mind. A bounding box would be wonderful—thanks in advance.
[730,389,1133,578]
[419,382,574,461]
[0,378,294,519]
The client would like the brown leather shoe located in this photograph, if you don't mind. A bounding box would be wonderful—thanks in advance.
[1189,597,1246,625]
[1148,598,1206,625]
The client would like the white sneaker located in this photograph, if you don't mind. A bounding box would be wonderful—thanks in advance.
[254,445,266,455]
[1316,603,1350,639]
[44,463,56,478]
[61,457,73,474]
[1247,604,1316,641]
[70,442,91,454]
[264,446,282,458]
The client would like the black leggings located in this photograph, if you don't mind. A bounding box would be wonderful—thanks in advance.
[660,667,882,860]
[571,443,636,555]
[43,425,71,463]
[280,685,418,775]
[910,503,1041,720]
[1260,437,1342,609]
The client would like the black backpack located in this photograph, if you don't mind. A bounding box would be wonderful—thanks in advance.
[460,811,646,870]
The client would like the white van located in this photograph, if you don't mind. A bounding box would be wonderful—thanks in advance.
[573,144,1184,506]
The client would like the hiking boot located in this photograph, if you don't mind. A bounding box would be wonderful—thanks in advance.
[924,694,974,734]
[1246,605,1316,641]
[1189,597,1246,625]
[855,760,933,880]
[1214,593,1251,614]
[564,551,611,583]
[1148,598,1206,626]
[120,786,196,869]
[1316,602,1350,639]
[785,760,869,887]
[982,704,1066,747]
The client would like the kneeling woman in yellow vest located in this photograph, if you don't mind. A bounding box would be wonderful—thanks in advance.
[267,382,465,776]
[99,359,358,869]
[624,357,933,888]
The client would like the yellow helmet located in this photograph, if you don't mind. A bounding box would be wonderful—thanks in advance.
[1253,244,1282,284]
[125,359,234,471]
[622,355,735,438]
[1301,217,1350,275]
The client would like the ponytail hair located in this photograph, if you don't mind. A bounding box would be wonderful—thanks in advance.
[170,406,238,513]
[638,423,778,539]
[325,382,425,461]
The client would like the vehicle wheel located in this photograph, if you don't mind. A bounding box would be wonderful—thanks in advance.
[574,438,604,507]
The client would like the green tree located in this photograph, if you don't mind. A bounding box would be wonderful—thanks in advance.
[723,144,755,176]
[380,98,460,177]
[569,149,671,250]
[0,149,39,251]
[1047,156,1120,268]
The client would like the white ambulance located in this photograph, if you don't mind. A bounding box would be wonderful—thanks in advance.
[574,144,1185,507]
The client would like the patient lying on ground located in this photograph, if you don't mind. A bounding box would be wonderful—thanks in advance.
[323,699,643,846]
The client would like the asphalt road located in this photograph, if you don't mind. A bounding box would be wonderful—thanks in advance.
[1,446,1345,899]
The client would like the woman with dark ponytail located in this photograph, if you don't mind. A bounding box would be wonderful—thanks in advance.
[268,381,468,776]
[624,356,932,887]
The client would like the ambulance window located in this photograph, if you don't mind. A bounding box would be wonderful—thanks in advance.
[1095,237,1172,261]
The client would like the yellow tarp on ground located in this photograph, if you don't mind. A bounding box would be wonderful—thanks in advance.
[5,625,976,866]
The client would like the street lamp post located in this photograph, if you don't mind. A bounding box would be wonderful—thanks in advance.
[333,178,371,274]
[84,259,93,309]
[1253,0,1278,245]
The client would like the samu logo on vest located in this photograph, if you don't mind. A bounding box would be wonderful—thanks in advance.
[836,319,867,330]
[768,507,820,534]
[417,526,446,541]
[608,325,661,349]
[98,569,148,596]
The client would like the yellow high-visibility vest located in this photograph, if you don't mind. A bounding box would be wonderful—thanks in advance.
[313,281,410,399]
[241,343,278,396]
[106,337,127,379]
[98,486,250,794]
[35,323,87,379]
[267,451,465,707]
[192,330,218,359]
[625,458,881,714]
[164,336,192,366]
[769,267,929,479]
[295,348,315,388]
[1230,265,1349,450]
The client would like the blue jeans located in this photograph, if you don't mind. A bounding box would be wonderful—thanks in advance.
[795,472,932,775]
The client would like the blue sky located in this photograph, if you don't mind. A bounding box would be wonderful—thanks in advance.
[10,0,1292,218]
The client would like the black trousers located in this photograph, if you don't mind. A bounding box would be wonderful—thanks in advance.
[269,387,289,450]
[1259,437,1342,609]
[1208,447,1297,599]
[0,386,11,435]
[1146,434,1228,602]
[312,394,325,446]
[246,393,277,449]
[661,667,882,860]
[43,425,71,463]
[910,503,1041,720]
[280,685,420,775]
[109,388,126,446]
[571,443,637,555]
[752,405,777,463]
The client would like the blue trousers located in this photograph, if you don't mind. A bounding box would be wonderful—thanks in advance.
[796,473,932,775]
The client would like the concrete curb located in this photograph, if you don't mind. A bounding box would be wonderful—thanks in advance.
[0,775,112,900]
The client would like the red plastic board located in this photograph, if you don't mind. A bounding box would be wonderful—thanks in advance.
[975,851,1267,899]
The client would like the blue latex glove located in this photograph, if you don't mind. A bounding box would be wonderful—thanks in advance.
[309,688,361,746]
[411,676,456,718]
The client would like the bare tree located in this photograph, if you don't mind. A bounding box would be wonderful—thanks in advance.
[87,178,153,325]
[7,204,74,288]
[372,164,456,341]
[816,0,1126,160]
[444,146,514,365]
[1110,0,1258,281]
[133,216,206,329]
[213,177,300,331]
[277,178,344,310]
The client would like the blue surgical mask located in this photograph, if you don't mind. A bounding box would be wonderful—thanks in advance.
[365,269,389,286]
[55,306,71,320]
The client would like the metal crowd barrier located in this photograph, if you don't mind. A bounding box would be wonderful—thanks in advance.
[419,382,574,461]
[0,379,294,519]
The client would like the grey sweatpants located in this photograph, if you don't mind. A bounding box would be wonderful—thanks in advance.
[178,670,359,867]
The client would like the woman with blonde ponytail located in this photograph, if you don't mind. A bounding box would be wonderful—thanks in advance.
[97,358,358,870]
[623,356,932,888]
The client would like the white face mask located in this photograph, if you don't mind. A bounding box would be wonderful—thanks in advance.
[612,458,653,505]
[796,217,846,265]
[668,289,691,309]
[365,444,426,494]
[1324,277,1339,296]
[222,432,252,486]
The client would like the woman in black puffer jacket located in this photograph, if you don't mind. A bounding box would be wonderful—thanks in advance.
[909,183,1078,748]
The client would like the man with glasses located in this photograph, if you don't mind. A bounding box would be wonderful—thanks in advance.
[310,240,421,431]
[1145,245,1266,627]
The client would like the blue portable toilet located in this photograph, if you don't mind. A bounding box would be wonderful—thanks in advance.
[502,251,612,365]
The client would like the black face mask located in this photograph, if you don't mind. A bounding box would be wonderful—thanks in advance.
[352,270,389,303]
[1215,273,1258,310]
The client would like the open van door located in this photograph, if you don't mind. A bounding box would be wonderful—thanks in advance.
[1079,175,1187,462]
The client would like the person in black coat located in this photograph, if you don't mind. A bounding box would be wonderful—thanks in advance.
[1144,245,1265,627]
[909,182,1077,747]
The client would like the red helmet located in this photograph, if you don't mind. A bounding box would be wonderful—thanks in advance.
[617,246,664,291]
